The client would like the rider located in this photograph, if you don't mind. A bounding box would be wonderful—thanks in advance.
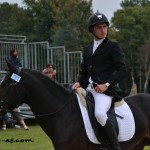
[72,12,127,150]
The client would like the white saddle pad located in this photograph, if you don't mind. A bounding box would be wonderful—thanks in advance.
[76,94,135,144]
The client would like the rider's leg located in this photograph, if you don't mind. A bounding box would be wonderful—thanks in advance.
[92,90,121,150]
[93,92,112,126]
[103,119,121,150]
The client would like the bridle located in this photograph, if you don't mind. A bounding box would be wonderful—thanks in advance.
[0,81,28,116]
[0,97,73,118]
[0,73,74,118]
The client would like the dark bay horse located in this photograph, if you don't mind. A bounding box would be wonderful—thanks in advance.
[0,62,150,150]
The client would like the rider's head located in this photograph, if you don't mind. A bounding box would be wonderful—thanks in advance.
[88,12,109,40]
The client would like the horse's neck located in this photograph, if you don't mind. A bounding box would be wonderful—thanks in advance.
[21,71,70,113]
[25,87,70,117]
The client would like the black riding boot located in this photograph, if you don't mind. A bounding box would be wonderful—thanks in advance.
[104,119,121,150]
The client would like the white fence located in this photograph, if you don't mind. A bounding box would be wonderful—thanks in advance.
[0,38,82,84]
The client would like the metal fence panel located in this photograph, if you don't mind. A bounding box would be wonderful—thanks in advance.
[0,40,82,84]
[0,41,25,70]
[25,42,49,71]
[48,47,82,84]
[48,46,66,83]
[65,51,82,83]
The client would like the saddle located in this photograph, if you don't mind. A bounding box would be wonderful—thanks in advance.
[76,88,124,144]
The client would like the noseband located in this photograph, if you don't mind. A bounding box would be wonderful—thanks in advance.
[0,82,23,114]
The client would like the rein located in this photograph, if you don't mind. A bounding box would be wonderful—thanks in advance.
[0,93,74,118]
[0,68,74,118]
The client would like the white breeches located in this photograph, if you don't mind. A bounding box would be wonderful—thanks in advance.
[86,84,112,126]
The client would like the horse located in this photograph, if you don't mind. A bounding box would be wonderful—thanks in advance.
[0,61,150,150]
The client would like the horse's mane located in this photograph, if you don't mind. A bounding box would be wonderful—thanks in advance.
[22,69,72,96]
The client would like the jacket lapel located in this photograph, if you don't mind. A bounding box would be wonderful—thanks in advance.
[89,44,93,56]
[93,38,108,55]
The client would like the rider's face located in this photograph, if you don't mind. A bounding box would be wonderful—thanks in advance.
[92,23,108,40]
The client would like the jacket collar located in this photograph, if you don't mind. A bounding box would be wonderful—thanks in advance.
[93,37,108,54]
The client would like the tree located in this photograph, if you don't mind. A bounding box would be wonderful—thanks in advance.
[0,2,24,35]
[0,0,93,50]
[137,42,150,92]
[51,0,93,51]
[121,0,150,7]
[23,0,55,42]
[111,0,150,93]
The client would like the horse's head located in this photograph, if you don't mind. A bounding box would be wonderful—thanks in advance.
[0,59,72,117]
[0,60,28,114]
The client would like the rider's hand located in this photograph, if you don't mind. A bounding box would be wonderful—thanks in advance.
[95,84,108,93]
[72,82,80,91]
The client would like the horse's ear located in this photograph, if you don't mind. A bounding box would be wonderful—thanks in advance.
[5,59,18,73]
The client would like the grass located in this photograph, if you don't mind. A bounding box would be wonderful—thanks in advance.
[0,124,54,150]
[1,124,150,150]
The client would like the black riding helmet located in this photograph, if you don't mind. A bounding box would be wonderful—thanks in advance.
[88,12,109,32]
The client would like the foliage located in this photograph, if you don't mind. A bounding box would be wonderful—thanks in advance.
[137,42,150,92]
[0,3,24,35]
[51,0,93,51]
[0,0,93,51]
[121,0,150,7]
[111,0,150,93]
[23,0,55,42]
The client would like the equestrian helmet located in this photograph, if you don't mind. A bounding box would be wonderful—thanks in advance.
[88,12,109,32]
